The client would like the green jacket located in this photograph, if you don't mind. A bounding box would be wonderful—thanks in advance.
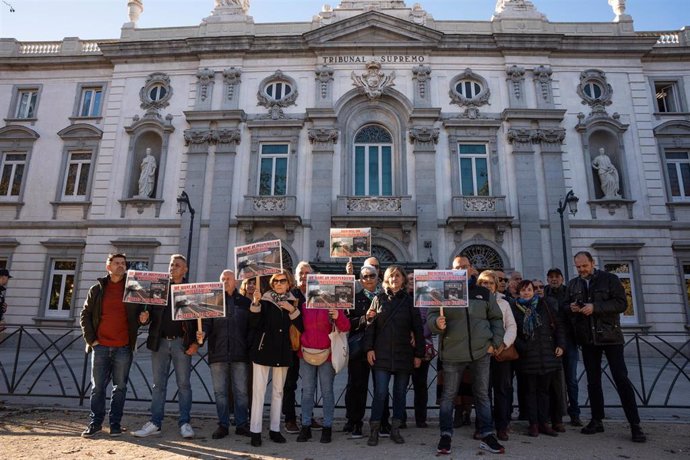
[427,283,504,364]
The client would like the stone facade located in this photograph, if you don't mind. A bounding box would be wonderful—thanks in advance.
[1,0,689,332]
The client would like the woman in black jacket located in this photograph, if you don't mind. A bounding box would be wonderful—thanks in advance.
[364,265,424,446]
[248,270,304,447]
[512,280,565,437]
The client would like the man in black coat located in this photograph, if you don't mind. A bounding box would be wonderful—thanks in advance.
[206,269,252,439]
[567,251,645,443]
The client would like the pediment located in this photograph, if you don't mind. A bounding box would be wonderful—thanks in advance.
[303,11,443,49]
[654,120,690,137]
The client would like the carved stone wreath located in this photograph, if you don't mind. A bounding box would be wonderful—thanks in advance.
[577,69,613,113]
[257,70,299,120]
[140,72,173,113]
[449,68,491,109]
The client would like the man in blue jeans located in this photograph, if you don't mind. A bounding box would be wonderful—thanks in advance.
[133,254,201,439]
[79,253,144,437]
[205,269,252,439]
[427,256,505,456]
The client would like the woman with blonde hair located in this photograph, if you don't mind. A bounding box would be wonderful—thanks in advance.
[248,269,303,447]
[477,270,517,441]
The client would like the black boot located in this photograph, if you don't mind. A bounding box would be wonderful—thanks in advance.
[581,419,604,435]
[631,424,646,443]
[390,419,405,444]
[320,427,332,443]
[367,422,380,446]
[296,426,312,442]
[269,430,286,443]
[250,431,262,447]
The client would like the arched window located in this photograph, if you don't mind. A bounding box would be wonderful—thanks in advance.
[460,245,504,271]
[372,245,397,264]
[354,125,393,196]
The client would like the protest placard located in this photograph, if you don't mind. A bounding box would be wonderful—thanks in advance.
[234,240,283,280]
[123,270,170,306]
[413,270,468,310]
[329,228,371,258]
[306,274,355,309]
[171,282,225,321]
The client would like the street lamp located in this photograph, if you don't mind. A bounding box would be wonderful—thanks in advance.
[556,190,579,280]
[177,190,196,278]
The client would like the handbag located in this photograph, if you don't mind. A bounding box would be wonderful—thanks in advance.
[494,344,519,362]
[302,346,330,366]
[289,324,301,352]
[330,325,349,373]
[592,320,623,345]
[347,330,365,361]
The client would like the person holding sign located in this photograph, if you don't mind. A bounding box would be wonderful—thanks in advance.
[132,254,202,440]
[248,269,304,447]
[79,253,145,438]
[427,256,505,456]
[364,265,424,447]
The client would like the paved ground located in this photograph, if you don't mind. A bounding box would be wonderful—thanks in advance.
[1,401,689,460]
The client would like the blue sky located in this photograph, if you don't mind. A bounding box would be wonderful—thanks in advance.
[0,0,686,41]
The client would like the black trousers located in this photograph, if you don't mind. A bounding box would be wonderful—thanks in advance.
[282,351,300,422]
[490,358,513,431]
[581,344,640,425]
[345,358,370,425]
[524,371,556,425]
[411,359,430,424]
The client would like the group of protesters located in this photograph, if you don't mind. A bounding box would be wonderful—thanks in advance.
[79,249,646,455]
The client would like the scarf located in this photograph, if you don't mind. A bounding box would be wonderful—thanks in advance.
[362,285,382,302]
[516,296,542,340]
[269,290,290,304]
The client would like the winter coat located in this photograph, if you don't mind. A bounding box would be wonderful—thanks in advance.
[511,297,565,375]
[249,291,304,367]
[364,289,424,373]
[297,306,351,360]
[144,281,197,352]
[205,289,252,364]
[427,282,504,364]
[566,269,627,346]
[80,275,142,352]
[545,284,576,342]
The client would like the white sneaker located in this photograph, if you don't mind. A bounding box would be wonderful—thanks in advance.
[132,421,160,438]
[180,423,194,439]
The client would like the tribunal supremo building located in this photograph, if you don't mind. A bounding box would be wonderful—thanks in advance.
[1,0,689,333]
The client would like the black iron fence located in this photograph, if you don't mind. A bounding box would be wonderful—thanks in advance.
[1,325,688,409]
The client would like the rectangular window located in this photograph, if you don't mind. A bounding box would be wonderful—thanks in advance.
[45,260,77,318]
[655,82,680,113]
[15,89,38,119]
[666,152,690,200]
[62,151,92,199]
[354,145,392,196]
[259,144,288,196]
[604,262,638,324]
[459,144,490,196]
[0,153,26,198]
[78,87,103,117]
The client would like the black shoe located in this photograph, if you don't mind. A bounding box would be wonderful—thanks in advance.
[379,424,391,438]
[437,434,452,455]
[343,421,354,432]
[269,430,286,443]
[581,420,605,435]
[212,425,229,439]
[109,424,122,437]
[631,424,647,443]
[320,427,332,443]
[81,424,101,438]
[570,416,583,427]
[235,424,251,437]
[250,432,262,447]
[350,423,363,439]
[479,434,505,454]
[296,426,312,442]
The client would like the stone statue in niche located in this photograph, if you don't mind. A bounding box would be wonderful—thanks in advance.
[137,148,157,198]
[592,147,621,199]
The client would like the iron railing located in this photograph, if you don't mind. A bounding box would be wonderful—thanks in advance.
[1,325,688,410]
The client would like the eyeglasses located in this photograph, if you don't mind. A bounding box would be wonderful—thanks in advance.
[361,274,377,280]
[499,278,509,282]
[273,278,289,284]
[535,285,544,289]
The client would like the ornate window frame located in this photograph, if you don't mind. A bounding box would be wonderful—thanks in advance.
[257,70,299,119]
[449,68,491,110]
[139,72,173,113]
[577,69,613,111]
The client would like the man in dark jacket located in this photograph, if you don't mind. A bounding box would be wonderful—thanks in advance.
[206,269,252,439]
[133,254,201,439]
[427,256,505,455]
[567,251,645,443]
[79,253,143,438]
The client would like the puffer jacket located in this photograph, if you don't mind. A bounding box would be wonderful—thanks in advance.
[205,289,252,364]
[249,291,304,367]
[511,296,565,375]
[364,289,424,373]
[427,282,504,364]
[566,269,627,346]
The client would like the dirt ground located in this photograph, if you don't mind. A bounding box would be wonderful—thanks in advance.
[1,404,689,460]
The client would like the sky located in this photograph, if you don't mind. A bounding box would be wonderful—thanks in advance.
[0,0,687,42]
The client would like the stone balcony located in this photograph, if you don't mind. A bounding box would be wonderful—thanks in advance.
[332,195,416,230]
[235,195,301,243]
[447,195,514,244]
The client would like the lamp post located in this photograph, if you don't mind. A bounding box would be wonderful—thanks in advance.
[177,191,196,278]
[556,190,579,281]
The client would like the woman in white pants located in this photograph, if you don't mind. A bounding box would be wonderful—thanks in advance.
[248,270,303,447]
